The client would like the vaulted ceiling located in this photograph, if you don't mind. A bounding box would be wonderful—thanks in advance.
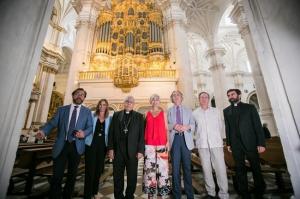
[180,0,231,47]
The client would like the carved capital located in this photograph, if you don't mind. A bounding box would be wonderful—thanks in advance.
[159,0,187,26]
[205,47,226,59]
[230,0,250,37]
[30,89,41,102]
[40,47,64,74]
[208,63,225,71]
[75,20,96,29]
[42,65,58,74]
[74,0,103,29]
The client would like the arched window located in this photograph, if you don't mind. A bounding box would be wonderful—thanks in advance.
[211,96,216,107]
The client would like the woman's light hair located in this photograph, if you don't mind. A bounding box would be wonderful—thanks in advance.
[149,94,160,102]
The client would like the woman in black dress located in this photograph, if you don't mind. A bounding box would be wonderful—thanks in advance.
[84,99,111,199]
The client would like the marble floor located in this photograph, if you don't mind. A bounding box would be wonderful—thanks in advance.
[7,158,293,199]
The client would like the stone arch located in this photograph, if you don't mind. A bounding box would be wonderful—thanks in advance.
[247,91,260,111]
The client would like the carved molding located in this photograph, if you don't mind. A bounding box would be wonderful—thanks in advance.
[29,89,41,102]
[230,0,250,38]
[49,21,64,32]
[71,0,83,14]
[208,63,225,71]
[40,47,64,74]
[205,47,226,58]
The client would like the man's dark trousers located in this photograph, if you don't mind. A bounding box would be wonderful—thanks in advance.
[49,142,81,199]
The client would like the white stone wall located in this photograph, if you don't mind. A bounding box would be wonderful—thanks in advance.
[79,79,177,108]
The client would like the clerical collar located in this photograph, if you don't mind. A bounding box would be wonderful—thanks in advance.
[124,110,133,114]
[233,101,241,107]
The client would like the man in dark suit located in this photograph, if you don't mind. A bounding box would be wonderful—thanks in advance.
[36,88,93,199]
[108,96,144,199]
[262,123,271,139]
[223,88,266,199]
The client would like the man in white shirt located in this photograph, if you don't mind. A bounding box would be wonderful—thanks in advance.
[193,92,229,199]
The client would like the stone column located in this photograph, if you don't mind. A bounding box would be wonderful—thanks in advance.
[34,67,56,123]
[50,23,64,47]
[64,0,101,104]
[194,71,208,91]
[230,0,278,135]
[32,48,60,126]
[206,48,228,110]
[25,89,40,129]
[233,71,244,90]
[193,42,208,91]
[160,0,194,108]
[241,0,300,195]
[0,0,54,196]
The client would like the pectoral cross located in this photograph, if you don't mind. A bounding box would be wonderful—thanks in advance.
[124,128,128,134]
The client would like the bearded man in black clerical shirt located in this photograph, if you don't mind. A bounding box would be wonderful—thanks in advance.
[223,89,266,199]
[107,96,144,199]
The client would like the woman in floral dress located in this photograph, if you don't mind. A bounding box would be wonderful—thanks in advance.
[143,94,171,198]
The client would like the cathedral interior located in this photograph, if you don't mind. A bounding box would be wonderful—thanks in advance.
[1,0,300,198]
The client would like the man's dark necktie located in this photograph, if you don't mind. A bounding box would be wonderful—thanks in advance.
[67,105,78,142]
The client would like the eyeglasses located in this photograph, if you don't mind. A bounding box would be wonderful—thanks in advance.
[125,101,134,104]
[73,92,85,97]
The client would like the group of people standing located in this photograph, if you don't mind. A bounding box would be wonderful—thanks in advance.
[37,87,267,199]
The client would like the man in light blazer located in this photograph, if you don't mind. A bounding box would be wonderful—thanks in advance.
[167,90,195,199]
[36,88,93,199]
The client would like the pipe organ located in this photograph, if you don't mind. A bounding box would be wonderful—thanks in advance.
[86,0,174,92]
